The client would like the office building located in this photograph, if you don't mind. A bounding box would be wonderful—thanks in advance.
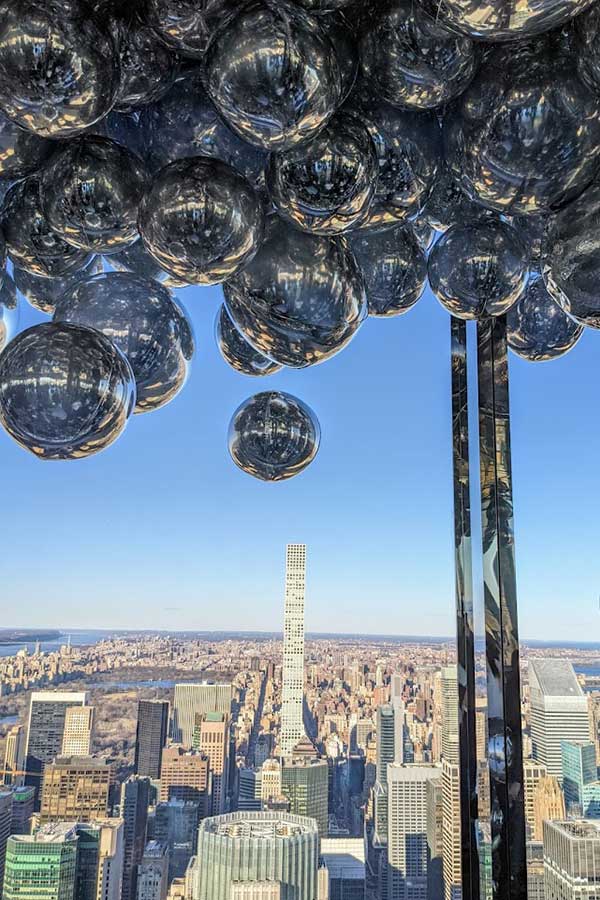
[321,837,365,900]
[10,786,35,836]
[154,800,200,880]
[74,820,124,900]
[194,811,319,900]
[230,885,281,900]
[374,704,403,847]
[0,790,12,889]
[3,725,25,787]
[543,820,600,900]
[61,707,94,757]
[192,712,229,815]
[159,747,209,811]
[526,842,545,900]
[260,760,282,806]
[441,760,462,900]
[280,756,328,836]
[441,667,459,765]
[387,764,441,900]
[533,776,565,844]
[121,777,150,900]
[529,660,589,780]
[3,824,78,900]
[39,756,112,824]
[25,692,87,800]
[171,684,232,748]
[280,544,307,756]
[524,761,548,841]
[237,768,261,812]
[561,741,600,819]
[135,702,169,781]
[136,842,169,900]
[426,779,444,900]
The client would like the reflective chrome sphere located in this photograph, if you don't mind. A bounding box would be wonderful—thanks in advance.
[0,229,5,291]
[445,41,600,215]
[292,0,354,10]
[139,157,264,285]
[576,5,600,95]
[113,12,178,112]
[0,111,54,180]
[2,178,92,278]
[224,222,366,368]
[507,275,583,362]
[147,0,232,58]
[0,275,19,352]
[411,218,435,251]
[428,220,528,319]
[98,110,152,163]
[322,13,357,102]
[14,256,103,315]
[105,239,171,285]
[266,114,378,235]
[510,212,556,268]
[0,322,135,460]
[350,226,427,317]
[228,390,320,481]
[542,178,600,328]
[361,2,478,110]
[53,272,194,413]
[421,162,491,232]
[216,305,282,377]
[40,136,148,253]
[205,2,342,150]
[418,0,596,41]
[0,0,119,138]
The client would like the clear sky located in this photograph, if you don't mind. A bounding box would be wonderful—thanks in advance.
[1,274,598,643]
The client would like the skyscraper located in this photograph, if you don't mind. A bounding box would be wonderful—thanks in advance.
[426,778,444,900]
[280,543,307,757]
[529,659,589,780]
[543,820,600,900]
[154,799,200,880]
[387,763,441,900]
[441,667,459,765]
[74,820,124,900]
[24,692,88,801]
[134,701,169,780]
[561,741,600,818]
[533,775,565,843]
[3,824,78,900]
[10,786,35,836]
[62,707,94,757]
[171,684,232,748]
[39,756,112,824]
[3,725,25,787]
[120,777,150,900]
[158,746,209,810]
[441,760,462,900]
[374,704,403,847]
[192,712,229,815]
[280,756,328,836]
[0,790,13,889]
[523,760,548,841]
[136,842,169,900]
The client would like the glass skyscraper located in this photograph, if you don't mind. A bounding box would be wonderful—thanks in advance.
[3,825,78,900]
[561,741,600,819]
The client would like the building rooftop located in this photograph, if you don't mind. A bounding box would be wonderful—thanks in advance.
[529,659,583,697]
[321,837,366,880]
[201,811,318,839]
[549,820,600,839]
[10,822,78,843]
[143,841,168,858]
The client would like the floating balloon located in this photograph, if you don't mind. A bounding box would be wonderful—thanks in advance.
[0,230,5,291]
[147,0,233,58]
[360,2,478,110]
[351,226,427,317]
[40,136,148,253]
[105,239,172,285]
[445,40,600,215]
[0,322,135,460]
[113,12,178,112]
[418,0,596,41]
[53,272,194,413]
[228,391,320,481]
[139,157,264,285]
[510,213,556,268]
[0,276,19,351]
[411,219,435,251]
[205,2,342,150]
[428,220,528,319]
[576,5,600,95]
[2,179,93,278]
[14,257,104,316]
[0,0,119,138]
[421,162,490,232]
[322,13,358,102]
[507,276,583,362]
[0,111,54,180]
[266,114,378,234]
[216,305,282,377]
[225,222,366,368]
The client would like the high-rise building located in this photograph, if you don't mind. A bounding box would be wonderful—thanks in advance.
[3,726,25,787]
[533,776,565,844]
[529,660,589,780]
[230,885,281,900]
[426,778,444,900]
[280,756,328,836]
[194,811,319,900]
[171,685,232,748]
[320,837,366,900]
[62,707,94,757]
[158,747,209,811]
[561,741,600,819]
[39,756,112,824]
[120,777,150,900]
[280,544,307,757]
[260,760,281,806]
[3,824,78,900]
[387,763,441,900]
[73,820,124,900]
[237,768,261,812]
[136,842,169,900]
[0,790,13,889]
[543,820,600,900]
[24,692,88,801]
[192,713,229,815]
[135,702,169,781]
[441,760,462,900]
[10,786,35,836]
[374,704,403,847]
[154,800,199,880]
[441,667,459,765]
[524,761,548,841]
[526,842,545,900]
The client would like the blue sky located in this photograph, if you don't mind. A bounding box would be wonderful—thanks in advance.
[1,275,598,642]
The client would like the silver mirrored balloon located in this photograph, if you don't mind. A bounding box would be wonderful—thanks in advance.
[97,110,153,163]
[0,275,19,351]
[40,136,148,253]
[576,5,600,95]
[360,2,478,110]
[139,157,264,285]
[417,0,596,40]
[14,256,104,316]
[507,275,583,362]
[322,13,358,102]
[205,2,343,150]
[0,0,119,138]
[147,0,233,58]
[105,239,172,285]
[350,226,427,317]
[2,178,93,278]
[113,12,178,112]
[0,322,135,460]
[224,222,367,368]
[0,111,54,180]
[445,40,600,215]
[0,229,5,291]
[266,113,378,235]
[411,218,435,251]
[428,220,528,319]
[53,272,194,413]
[421,162,491,232]
[293,0,354,10]
[228,390,320,481]
[510,212,556,268]
[216,305,282,377]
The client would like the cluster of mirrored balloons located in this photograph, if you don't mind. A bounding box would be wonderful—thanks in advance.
[0,0,598,478]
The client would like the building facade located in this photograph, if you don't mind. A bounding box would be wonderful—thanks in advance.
[171,685,232,748]
[529,660,590,780]
[159,747,209,811]
[121,776,150,900]
[543,820,600,900]
[280,756,328,837]
[39,757,112,824]
[24,692,87,800]
[387,764,441,900]
[192,712,229,815]
[136,842,169,900]
[3,825,78,900]
[280,544,307,757]
[3,725,25,787]
[135,701,169,781]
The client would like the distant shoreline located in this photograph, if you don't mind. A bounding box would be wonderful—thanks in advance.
[0,630,62,646]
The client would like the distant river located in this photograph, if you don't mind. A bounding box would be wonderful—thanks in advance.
[0,630,123,658]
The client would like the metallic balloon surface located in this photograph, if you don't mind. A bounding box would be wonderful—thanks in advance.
[576,5,600,95]
[418,0,596,41]
[53,272,193,413]
[0,322,135,460]
[2,178,92,278]
[216,305,282,377]
[421,162,491,232]
[428,220,528,319]
[228,390,320,481]
[0,230,5,291]
[139,157,264,285]
[411,218,435,251]
[0,275,19,352]
[350,226,427,317]
[360,2,478,110]
[105,239,172,285]
[113,13,178,112]
[266,114,378,234]
[224,223,367,368]
[147,0,232,58]
[445,41,600,215]
[205,2,342,150]
[14,256,104,316]
[0,0,119,138]
[322,13,358,102]
[40,136,148,253]
[0,111,54,180]
[507,275,583,362]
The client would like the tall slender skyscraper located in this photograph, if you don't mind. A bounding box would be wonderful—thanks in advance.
[441,667,459,765]
[121,777,150,900]
[280,544,307,757]
[3,725,25,787]
[529,659,589,780]
[135,701,169,780]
